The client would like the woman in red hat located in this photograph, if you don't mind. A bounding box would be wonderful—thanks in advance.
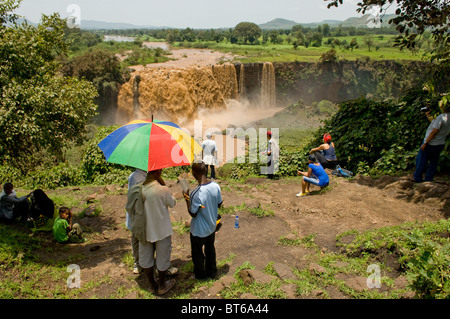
[309,133,338,169]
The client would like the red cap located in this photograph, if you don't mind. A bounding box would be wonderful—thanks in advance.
[323,133,332,143]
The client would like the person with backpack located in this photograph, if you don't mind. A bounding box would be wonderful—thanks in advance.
[127,169,177,295]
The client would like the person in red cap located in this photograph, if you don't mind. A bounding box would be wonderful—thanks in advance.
[309,133,338,169]
[265,131,277,179]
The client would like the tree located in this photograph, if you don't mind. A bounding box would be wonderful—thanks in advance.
[349,38,358,51]
[0,1,98,170]
[322,24,331,37]
[326,0,449,67]
[364,35,374,51]
[61,49,124,122]
[234,22,261,44]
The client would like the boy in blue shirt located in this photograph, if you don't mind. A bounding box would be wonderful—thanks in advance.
[182,162,223,280]
[297,155,329,197]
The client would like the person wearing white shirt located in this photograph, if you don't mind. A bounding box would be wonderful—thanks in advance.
[414,104,450,182]
[138,169,177,295]
[202,132,218,179]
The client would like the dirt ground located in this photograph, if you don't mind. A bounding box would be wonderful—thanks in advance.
[131,46,237,71]
[35,170,448,299]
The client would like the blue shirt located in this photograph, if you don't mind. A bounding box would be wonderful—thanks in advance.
[309,163,329,186]
[190,181,222,238]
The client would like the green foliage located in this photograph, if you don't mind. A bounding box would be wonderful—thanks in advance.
[0,5,98,170]
[0,223,43,270]
[80,125,132,184]
[405,231,450,299]
[234,22,262,45]
[337,220,450,299]
[308,88,448,174]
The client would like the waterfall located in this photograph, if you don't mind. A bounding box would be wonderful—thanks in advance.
[261,62,276,108]
[239,63,246,100]
[116,62,276,124]
[116,64,238,124]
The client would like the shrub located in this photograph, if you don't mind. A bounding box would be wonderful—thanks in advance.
[306,88,448,175]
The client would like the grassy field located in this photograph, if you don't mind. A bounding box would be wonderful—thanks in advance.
[171,34,426,64]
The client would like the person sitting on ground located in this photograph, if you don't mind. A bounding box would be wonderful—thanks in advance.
[310,133,338,169]
[0,183,32,223]
[29,189,55,228]
[53,207,85,243]
[297,155,330,197]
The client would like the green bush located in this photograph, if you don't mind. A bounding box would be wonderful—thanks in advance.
[306,88,448,175]
[405,229,450,299]
[80,125,132,184]
[337,220,450,299]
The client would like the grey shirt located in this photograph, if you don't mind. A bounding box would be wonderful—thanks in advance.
[425,113,450,146]
[0,191,28,220]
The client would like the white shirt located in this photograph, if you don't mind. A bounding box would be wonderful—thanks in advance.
[142,180,176,243]
[425,113,450,146]
[202,139,218,166]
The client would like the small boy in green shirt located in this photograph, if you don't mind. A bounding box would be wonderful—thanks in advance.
[53,207,85,243]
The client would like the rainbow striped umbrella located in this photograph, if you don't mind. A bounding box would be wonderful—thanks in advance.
[98,119,202,172]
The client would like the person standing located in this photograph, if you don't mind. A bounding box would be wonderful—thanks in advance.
[182,162,223,280]
[130,169,177,295]
[126,169,147,274]
[202,132,218,180]
[265,131,279,179]
[413,103,450,183]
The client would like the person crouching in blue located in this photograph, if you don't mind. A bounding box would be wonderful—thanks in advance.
[297,155,329,197]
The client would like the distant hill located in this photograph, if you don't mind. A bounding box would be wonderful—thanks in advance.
[18,14,396,31]
[259,18,299,30]
[80,20,166,30]
[259,14,396,30]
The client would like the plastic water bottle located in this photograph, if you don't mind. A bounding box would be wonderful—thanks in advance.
[235,215,239,228]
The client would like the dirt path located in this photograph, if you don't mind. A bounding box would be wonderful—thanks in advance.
[37,171,448,299]
[131,45,237,71]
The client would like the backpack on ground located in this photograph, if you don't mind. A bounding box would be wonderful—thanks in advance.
[332,165,354,178]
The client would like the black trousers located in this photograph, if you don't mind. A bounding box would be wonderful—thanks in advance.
[190,232,217,279]
[205,165,216,179]
[314,151,338,169]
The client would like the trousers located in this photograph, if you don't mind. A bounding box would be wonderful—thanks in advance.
[190,232,217,279]
[413,143,445,182]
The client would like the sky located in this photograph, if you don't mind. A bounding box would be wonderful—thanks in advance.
[13,0,394,29]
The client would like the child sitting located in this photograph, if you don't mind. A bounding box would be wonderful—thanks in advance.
[53,207,85,243]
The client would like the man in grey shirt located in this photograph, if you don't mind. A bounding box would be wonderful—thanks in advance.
[0,183,31,222]
[413,102,450,182]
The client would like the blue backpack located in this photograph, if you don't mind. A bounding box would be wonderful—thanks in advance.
[332,165,354,178]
